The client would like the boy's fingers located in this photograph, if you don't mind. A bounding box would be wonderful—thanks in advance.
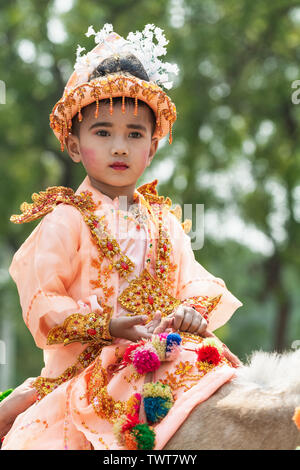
[125,315,148,326]
[153,317,173,334]
[180,311,194,331]
[140,331,153,340]
[146,311,162,333]
[151,311,162,325]
[188,314,202,333]
[173,306,185,330]
[195,318,208,335]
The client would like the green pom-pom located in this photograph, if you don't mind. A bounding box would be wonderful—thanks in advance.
[201,337,223,353]
[143,381,173,401]
[0,389,13,402]
[131,423,155,450]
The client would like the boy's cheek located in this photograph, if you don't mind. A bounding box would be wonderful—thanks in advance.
[81,147,99,167]
[141,149,150,167]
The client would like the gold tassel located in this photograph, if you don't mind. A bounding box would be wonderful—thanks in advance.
[94,99,99,118]
[134,95,138,116]
[78,105,82,122]
[169,121,173,144]
[110,95,113,115]
[122,94,125,113]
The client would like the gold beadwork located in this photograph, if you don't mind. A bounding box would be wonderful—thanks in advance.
[46,306,113,346]
[10,186,97,224]
[32,342,105,400]
[84,211,135,280]
[118,268,181,321]
[32,366,78,399]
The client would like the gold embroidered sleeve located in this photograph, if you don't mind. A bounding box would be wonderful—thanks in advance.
[181,295,222,322]
[46,306,113,346]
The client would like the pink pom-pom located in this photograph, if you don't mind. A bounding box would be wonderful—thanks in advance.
[132,349,161,374]
[123,341,145,365]
[158,333,168,340]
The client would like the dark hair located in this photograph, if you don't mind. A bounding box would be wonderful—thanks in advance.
[71,53,156,137]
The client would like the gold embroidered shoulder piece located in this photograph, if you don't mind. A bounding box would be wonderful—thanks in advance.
[10,186,98,224]
[137,180,192,234]
[47,306,113,346]
[137,179,172,207]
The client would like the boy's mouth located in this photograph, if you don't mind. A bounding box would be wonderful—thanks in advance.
[109,161,129,171]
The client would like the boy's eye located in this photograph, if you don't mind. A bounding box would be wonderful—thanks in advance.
[129,131,142,138]
[95,130,142,138]
[96,130,109,136]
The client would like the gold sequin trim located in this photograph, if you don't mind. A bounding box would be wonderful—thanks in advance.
[24,288,42,327]
[10,186,98,224]
[72,408,110,449]
[33,365,78,399]
[46,306,113,346]
[161,358,228,395]
[32,342,104,400]
[86,359,145,425]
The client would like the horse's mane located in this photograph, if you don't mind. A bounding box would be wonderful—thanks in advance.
[232,348,300,393]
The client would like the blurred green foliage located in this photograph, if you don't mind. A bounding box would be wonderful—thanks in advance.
[0,0,300,388]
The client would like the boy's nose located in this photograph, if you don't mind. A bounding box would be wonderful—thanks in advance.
[111,145,129,157]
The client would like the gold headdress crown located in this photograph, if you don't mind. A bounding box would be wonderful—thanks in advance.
[49,24,179,151]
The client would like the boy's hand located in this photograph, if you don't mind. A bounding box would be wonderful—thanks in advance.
[109,313,162,343]
[108,304,208,342]
[166,304,208,335]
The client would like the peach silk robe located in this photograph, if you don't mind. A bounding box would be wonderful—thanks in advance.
[2,175,243,450]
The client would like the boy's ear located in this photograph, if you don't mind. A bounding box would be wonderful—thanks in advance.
[147,138,159,166]
[65,133,81,163]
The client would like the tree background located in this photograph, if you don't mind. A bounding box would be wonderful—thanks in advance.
[0,0,300,389]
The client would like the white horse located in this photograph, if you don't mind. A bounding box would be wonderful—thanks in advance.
[165,348,300,450]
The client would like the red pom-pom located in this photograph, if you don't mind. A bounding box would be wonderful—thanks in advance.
[123,341,145,365]
[121,413,140,432]
[196,345,221,365]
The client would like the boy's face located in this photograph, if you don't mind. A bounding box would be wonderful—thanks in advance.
[66,100,158,192]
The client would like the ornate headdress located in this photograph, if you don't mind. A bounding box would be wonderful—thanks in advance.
[50,24,179,152]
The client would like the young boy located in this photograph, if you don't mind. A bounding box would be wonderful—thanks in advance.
[2,25,242,450]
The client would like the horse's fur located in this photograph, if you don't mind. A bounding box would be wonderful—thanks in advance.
[164,349,300,450]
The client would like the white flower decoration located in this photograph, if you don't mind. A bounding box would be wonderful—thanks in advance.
[74,23,179,89]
